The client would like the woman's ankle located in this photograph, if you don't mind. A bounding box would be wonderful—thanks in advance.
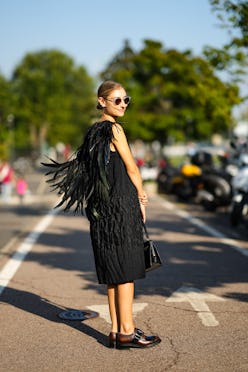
[119,324,135,335]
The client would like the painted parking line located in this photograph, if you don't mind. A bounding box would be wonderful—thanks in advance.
[161,198,248,258]
[0,209,58,296]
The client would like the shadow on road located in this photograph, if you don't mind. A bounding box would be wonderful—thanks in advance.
[14,210,248,304]
[0,286,108,347]
[1,201,247,350]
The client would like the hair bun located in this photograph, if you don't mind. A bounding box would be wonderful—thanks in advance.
[96,102,103,110]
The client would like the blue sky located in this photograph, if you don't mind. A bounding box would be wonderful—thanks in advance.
[0,0,229,78]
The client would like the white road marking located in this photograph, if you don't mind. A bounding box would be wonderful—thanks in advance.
[166,286,225,327]
[161,199,248,258]
[0,209,58,296]
[87,303,148,324]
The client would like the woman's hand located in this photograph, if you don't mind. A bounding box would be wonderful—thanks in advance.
[138,191,148,206]
[139,190,148,222]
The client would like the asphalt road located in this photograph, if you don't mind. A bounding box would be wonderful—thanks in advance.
[0,183,248,371]
[0,168,56,256]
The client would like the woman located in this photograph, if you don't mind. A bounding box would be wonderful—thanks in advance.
[43,80,161,349]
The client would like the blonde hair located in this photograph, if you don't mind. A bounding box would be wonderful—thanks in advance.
[97,80,123,109]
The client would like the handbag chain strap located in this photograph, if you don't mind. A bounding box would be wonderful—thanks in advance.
[142,222,150,240]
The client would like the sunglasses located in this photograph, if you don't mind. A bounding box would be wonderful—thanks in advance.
[105,96,131,106]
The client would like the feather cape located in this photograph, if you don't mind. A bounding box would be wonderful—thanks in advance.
[41,120,114,214]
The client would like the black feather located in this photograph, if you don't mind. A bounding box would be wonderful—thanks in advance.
[41,120,114,215]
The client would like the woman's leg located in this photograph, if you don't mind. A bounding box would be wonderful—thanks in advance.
[117,282,135,334]
[107,282,135,333]
[111,282,161,348]
[107,285,119,333]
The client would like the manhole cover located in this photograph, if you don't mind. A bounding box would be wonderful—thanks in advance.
[58,309,99,321]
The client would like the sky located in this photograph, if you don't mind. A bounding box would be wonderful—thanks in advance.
[0,0,230,78]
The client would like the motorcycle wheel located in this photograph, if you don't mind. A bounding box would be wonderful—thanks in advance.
[203,174,232,206]
[174,180,192,201]
[157,173,172,194]
[202,200,217,212]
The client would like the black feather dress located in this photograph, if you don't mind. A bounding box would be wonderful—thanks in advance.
[43,120,145,284]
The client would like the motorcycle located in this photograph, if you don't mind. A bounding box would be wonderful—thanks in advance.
[157,150,233,211]
[190,150,233,211]
[229,141,248,227]
[157,157,182,195]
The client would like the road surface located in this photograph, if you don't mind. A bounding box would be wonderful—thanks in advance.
[0,181,247,371]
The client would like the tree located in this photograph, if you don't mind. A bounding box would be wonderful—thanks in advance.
[204,0,248,86]
[210,0,248,47]
[0,74,13,159]
[11,49,95,156]
[100,40,240,142]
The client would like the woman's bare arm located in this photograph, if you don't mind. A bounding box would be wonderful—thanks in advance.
[112,123,148,207]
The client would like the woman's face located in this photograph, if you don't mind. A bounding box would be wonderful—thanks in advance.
[99,87,131,118]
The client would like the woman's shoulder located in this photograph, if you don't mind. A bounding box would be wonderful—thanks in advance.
[112,122,125,140]
[112,122,123,131]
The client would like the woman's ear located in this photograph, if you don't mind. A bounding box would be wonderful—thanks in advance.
[98,97,106,108]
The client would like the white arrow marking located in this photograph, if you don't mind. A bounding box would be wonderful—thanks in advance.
[87,303,148,324]
[166,287,225,327]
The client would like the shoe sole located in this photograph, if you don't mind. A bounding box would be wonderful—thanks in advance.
[116,339,161,350]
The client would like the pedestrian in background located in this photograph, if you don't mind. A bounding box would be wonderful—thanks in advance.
[43,80,161,349]
[0,160,14,203]
[16,175,28,204]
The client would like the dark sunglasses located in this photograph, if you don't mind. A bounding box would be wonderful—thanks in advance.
[105,96,131,106]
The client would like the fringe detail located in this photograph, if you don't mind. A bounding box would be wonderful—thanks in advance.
[41,120,114,214]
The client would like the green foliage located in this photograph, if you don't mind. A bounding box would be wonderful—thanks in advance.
[210,0,248,45]
[205,0,248,85]
[0,74,11,124]
[11,49,95,154]
[100,39,240,143]
[0,74,13,159]
[0,16,244,157]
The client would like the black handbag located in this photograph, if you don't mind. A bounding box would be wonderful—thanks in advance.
[143,223,162,272]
